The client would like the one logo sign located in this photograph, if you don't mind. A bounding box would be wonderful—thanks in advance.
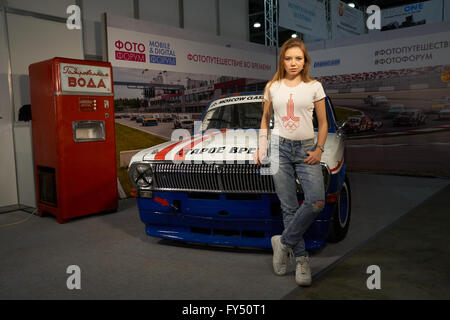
[66,265,81,290]
[366,265,381,290]
[60,63,112,93]
[149,40,177,66]
[66,5,81,30]
[114,40,146,62]
[367,5,381,30]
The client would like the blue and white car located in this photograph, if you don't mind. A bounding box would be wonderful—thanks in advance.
[128,93,351,250]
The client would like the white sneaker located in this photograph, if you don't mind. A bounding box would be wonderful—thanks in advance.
[271,235,292,276]
[295,256,312,286]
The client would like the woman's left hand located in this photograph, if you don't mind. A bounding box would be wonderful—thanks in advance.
[304,149,322,165]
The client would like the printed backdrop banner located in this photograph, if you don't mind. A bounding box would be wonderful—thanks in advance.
[107,27,275,80]
[279,0,328,39]
[309,29,450,77]
[377,0,443,32]
[330,0,365,39]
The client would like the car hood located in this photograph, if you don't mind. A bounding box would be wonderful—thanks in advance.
[129,129,345,174]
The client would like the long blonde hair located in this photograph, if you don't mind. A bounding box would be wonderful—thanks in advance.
[264,38,314,100]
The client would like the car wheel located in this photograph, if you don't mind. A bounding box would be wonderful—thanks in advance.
[328,177,351,243]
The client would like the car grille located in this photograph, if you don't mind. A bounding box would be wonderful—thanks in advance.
[152,162,276,193]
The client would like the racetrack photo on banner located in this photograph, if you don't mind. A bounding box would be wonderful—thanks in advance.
[307,22,450,177]
[105,14,275,197]
[108,12,450,182]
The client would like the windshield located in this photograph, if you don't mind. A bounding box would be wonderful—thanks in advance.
[201,102,263,130]
[201,99,331,131]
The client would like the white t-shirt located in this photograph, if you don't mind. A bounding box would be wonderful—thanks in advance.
[264,80,326,141]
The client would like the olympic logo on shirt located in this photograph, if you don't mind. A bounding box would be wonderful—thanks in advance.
[282,93,300,132]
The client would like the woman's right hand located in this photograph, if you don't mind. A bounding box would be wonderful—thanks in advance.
[254,140,268,166]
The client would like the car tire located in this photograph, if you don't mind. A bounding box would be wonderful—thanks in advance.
[328,177,351,243]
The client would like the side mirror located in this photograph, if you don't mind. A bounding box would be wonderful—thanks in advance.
[337,120,347,131]
[336,120,347,138]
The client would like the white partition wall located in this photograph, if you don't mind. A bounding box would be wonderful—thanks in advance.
[7,13,83,117]
[138,0,181,28]
[6,10,83,207]
[5,0,74,17]
[0,8,18,207]
[183,0,217,36]
[83,0,250,60]
[82,0,134,58]
[0,0,251,209]
[219,0,249,41]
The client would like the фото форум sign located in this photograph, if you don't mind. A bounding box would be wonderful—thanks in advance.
[107,27,275,80]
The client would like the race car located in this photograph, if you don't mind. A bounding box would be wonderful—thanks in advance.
[128,93,351,250]
[174,119,194,130]
[393,109,426,126]
[344,115,382,133]
[142,118,158,126]
[364,95,389,107]
[386,104,405,119]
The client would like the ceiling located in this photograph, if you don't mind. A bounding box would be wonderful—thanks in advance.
[346,0,427,8]
[248,0,430,45]
[249,0,428,13]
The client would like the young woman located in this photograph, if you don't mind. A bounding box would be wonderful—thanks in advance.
[254,38,328,286]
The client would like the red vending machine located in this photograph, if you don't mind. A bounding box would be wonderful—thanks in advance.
[29,57,118,223]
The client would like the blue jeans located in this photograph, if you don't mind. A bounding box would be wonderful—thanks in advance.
[269,135,325,257]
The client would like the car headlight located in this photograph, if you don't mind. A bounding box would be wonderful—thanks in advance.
[129,162,153,189]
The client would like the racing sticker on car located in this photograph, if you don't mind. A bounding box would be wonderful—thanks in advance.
[178,146,257,156]
[154,196,169,207]
[208,95,262,110]
[173,130,226,161]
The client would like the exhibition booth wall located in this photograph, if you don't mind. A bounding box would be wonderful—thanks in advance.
[0,0,251,208]
[0,6,17,207]
[1,1,449,208]
[107,14,450,191]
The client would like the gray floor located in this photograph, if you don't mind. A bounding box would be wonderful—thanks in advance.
[0,172,449,300]
[289,183,450,300]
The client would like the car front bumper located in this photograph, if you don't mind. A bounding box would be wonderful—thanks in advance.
[136,190,337,250]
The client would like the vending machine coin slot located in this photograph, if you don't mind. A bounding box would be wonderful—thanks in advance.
[72,120,105,142]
